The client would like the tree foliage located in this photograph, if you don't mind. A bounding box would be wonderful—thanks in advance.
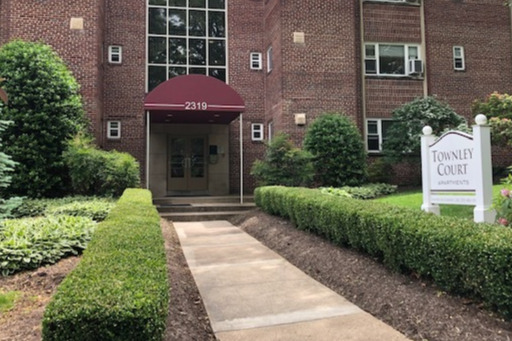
[0,116,22,219]
[0,40,86,197]
[304,113,367,187]
[383,97,465,161]
[251,133,314,187]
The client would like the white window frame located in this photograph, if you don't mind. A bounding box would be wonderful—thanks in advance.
[453,46,465,71]
[366,119,392,153]
[364,0,420,4]
[266,46,273,73]
[364,43,421,76]
[250,52,263,70]
[251,123,264,141]
[268,121,273,142]
[107,121,121,139]
[108,45,122,64]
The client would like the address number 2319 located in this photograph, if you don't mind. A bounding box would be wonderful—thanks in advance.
[185,101,208,110]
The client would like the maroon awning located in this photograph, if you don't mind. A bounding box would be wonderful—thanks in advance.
[144,74,245,124]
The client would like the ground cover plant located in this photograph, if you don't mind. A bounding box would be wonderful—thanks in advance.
[0,196,115,276]
[321,183,397,200]
[255,186,512,319]
[0,290,20,312]
[43,189,169,341]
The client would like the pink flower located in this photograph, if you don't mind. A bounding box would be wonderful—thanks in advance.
[501,189,510,198]
[499,218,509,226]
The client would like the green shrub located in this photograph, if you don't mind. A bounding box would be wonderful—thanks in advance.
[42,189,169,341]
[11,196,116,220]
[383,97,465,161]
[0,40,86,197]
[251,133,314,187]
[64,134,140,197]
[255,186,512,319]
[46,200,116,222]
[472,92,512,120]
[0,118,21,219]
[367,158,394,183]
[0,215,96,275]
[321,183,397,200]
[304,113,367,187]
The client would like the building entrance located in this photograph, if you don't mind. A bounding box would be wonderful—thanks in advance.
[167,136,208,192]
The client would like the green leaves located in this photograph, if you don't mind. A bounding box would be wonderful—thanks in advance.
[0,40,86,197]
[0,215,96,276]
[304,113,367,187]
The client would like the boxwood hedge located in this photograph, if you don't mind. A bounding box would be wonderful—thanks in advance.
[42,189,169,341]
[255,186,512,319]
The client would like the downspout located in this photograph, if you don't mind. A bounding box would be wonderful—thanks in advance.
[146,111,150,190]
[359,0,367,145]
[240,114,244,204]
[420,0,428,97]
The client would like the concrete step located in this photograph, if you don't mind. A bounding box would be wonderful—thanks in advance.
[160,210,253,222]
[157,203,256,213]
[153,195,254,206]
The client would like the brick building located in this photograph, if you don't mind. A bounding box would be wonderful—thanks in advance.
[1,0,511,196]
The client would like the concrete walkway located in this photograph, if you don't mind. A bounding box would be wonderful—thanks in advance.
[174,220,410,341]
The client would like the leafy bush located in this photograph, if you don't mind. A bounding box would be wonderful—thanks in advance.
[0,215,96,275]
[472,92,512,120]
[367,158,394,183]
[321,183,397,200]
[0,40,86,197]
[42,189,169,341]
[255,186,512,319]
[64,134,140,197]
[304,113,367,187]
[494,172,512,226]
[251,133,314,187]
[383,97,465,161]
[12,196,116,220]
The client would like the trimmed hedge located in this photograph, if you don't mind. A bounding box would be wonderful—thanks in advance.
[255,186,512,319]
[42,189,169,341]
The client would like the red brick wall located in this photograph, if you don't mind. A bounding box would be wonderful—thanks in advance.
[269,0,362,147]
[363,2,424,120]
[228,0,266,193]
[102,0,146,174]
[1,0,105,143]
[425,0,512,120]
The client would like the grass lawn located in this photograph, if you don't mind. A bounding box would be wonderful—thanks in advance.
[374,184,504,220]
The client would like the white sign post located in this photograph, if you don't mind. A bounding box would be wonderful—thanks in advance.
[421,114,496,223]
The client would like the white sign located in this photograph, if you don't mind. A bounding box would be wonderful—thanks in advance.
[429,132,475,192]
[421,115,496,223]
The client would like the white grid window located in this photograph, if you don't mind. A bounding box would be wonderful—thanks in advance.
[108,46,122,64]
[250,52,262,70]
[266,46,273,73]
[251,123,264,141]
[147,0,227,92]
[364,43,421,76]
[367,119,393,152]
[453,46,465,71]
[107,121,121,139]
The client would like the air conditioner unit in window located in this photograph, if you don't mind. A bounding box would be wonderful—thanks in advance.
[408,59,423,76]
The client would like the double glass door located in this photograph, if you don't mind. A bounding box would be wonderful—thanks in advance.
[168,136,207,192]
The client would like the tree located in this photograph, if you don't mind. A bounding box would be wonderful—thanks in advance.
[304,113,367,187]
[251,133,314,187]
[383,97,465,161]
[0,40,86,197]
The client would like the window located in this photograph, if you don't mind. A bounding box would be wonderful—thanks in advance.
[250,52,262,70]
[251,123,264,141]
[147,0,227,91]
[453,46,465,71]
[108,46,122,64]
[266,46,273,73]
[268,121,273,142]
[364,43,421,76]
[367,119,393,152]
[364,0,420,4]
[107,121,121,139]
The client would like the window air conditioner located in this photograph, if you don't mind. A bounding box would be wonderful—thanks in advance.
[408,59,423,76]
